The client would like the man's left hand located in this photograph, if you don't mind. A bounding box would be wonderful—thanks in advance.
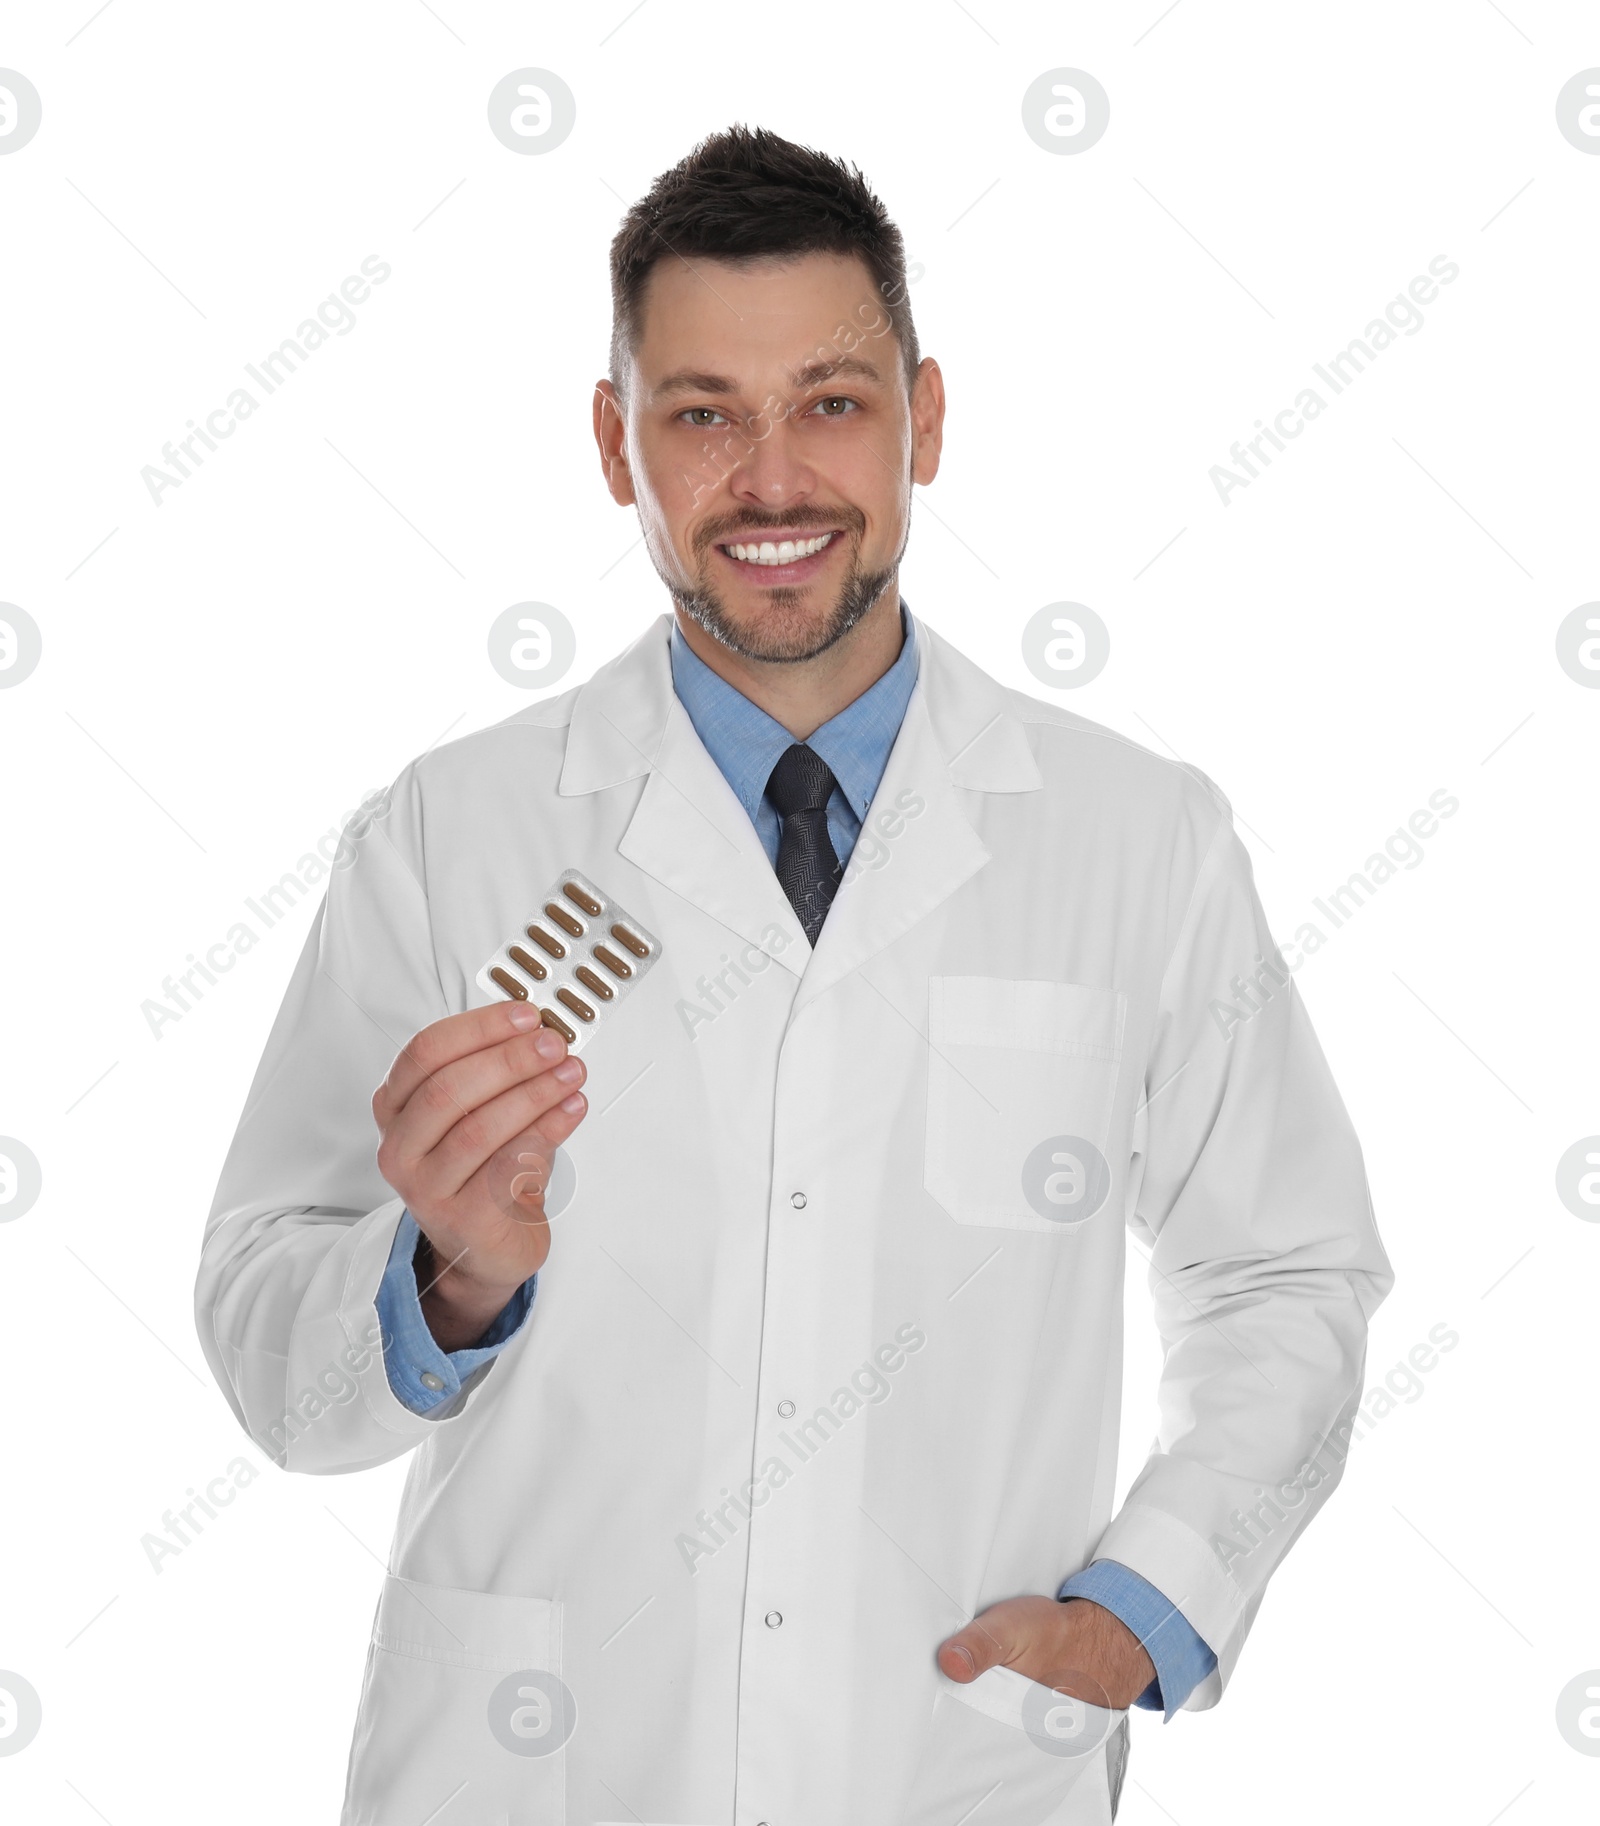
[937,1596,1156,1710]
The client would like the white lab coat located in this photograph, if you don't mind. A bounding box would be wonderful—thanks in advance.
[197,611,1392,1826]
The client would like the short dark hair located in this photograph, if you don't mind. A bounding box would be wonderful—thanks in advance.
[608,125,920,399]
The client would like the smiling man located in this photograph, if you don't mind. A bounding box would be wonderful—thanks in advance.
[198,127,1393,1825]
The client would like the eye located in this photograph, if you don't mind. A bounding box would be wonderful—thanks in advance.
[679,406,728,428]
[808,396,858,417]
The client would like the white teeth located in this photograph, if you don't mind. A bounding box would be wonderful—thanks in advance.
[726,532,836,566]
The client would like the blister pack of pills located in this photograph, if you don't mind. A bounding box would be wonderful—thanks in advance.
[475,868,662,1053]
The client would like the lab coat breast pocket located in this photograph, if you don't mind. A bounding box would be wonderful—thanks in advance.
[898,1665,1126,1825]
[341,1574,567,1826]
[924,977,1126,1233]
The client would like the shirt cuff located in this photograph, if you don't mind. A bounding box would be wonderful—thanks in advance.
[375,1208,537,1415]
[1057,1558,1218,1720]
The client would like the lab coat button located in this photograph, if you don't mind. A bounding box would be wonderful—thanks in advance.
[789,1191,807,1209]
[777,1400,795,1418]
[765,1610,783,1628]
[420,1372,445,1392]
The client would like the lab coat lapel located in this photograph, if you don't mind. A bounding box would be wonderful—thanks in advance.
[792,616,1044,1013]
[559,615,806,973]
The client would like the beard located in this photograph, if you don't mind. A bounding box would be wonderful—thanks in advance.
[663,507,904,665]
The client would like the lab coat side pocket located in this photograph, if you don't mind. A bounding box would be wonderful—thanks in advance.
[899,1666,1126,1825]
[924,977,1126,1233]
[341,1574,567,1826]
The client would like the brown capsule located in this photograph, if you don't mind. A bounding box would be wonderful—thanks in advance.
[593,943,632,979]
[557,988,595,1022]
[527,924,566,958]
[545,902,583,937]
[610,922,649,958]
[574,965,615,1001]
[562,881,602,916]
[539,1007,576,1042]
[507,944,548,981]
[489,967,529,1001]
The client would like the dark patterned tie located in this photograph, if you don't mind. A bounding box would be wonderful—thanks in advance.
[766,743,843,945]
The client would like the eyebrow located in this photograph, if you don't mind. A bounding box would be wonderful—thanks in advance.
[653,369,740,400]
[786,355,885,391]
[651,353,887,402]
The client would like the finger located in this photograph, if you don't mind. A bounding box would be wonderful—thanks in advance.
[937,1613,1016,1683]
[420,1057,588,1202]
[511,1087,590,1159]
[374,1002,551,1124]
[384,1025,572,1164]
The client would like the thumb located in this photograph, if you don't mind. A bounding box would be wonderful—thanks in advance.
[936,1607,1019,1685]
[486,1133,554,1224]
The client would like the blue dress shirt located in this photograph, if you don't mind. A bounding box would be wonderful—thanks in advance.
[375,1207,536,1414]
[667,603,922,868]
[373,601,1215,1715]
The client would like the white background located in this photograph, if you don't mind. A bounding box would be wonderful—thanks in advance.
[2,2,1597,1821]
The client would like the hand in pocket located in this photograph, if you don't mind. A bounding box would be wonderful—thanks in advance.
[938,1593,1154,1710]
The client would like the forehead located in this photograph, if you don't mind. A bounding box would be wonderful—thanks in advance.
[631,251,888,393]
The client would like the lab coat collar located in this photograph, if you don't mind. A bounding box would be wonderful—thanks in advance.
[794,614,1042,1009]
[558,611,1042,987]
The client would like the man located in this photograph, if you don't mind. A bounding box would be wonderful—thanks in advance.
[197,126,1393,1825]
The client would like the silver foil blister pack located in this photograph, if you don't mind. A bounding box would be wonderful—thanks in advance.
[475,868,661,1053]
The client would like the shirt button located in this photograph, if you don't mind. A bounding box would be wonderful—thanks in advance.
[790,1192,807,1209]
[777,1400,796,1419]
[765,1610,783,1629]
[420,1372,445,1392]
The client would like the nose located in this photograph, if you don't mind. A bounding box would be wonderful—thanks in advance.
[726,414,817,511]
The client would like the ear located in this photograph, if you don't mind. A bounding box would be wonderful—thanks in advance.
[909,358,945,487]
[593,379,636,506]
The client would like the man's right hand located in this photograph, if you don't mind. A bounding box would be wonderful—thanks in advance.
[372,1002,589,1351]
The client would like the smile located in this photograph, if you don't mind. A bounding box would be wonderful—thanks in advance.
[719,531,839,567]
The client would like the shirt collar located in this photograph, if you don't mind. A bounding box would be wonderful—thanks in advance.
[669,603,920,823]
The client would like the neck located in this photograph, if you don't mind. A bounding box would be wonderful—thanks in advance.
[672,583,904,741]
